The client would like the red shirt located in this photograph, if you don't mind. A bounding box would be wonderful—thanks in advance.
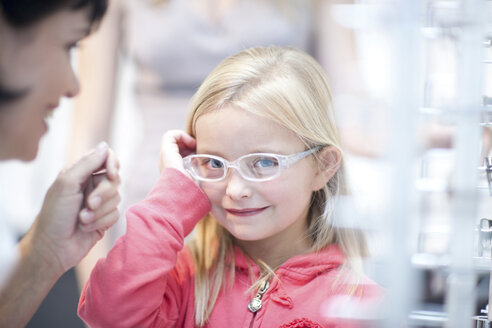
[78,169,382,327]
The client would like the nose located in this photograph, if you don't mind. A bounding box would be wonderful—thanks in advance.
[225,169,252,200]
[63,61,80,98]
[65,67,80,98]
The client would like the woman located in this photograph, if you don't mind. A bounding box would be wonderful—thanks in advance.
[0,1,121,327]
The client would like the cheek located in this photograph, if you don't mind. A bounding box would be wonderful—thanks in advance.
[200,183,225,206]
[18,94,45,126]
[270,169,316,198]
[265,175,315,214]
[270,185,312,206]
[203,187,227,225]
[0,102,43,160]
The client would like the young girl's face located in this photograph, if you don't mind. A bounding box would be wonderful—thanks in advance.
[195,105,323,247]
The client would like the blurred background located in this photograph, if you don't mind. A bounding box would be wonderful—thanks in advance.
[1,0,491,327]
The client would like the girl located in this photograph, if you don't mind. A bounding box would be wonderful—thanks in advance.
[78,46,380,327]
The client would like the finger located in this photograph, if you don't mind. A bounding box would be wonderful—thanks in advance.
[63,142,110,186]
[93,193,121,219]
[95,229,105,240]
[161,130,196,155]
[85,178,120,212]
[91,170,121,193]
[159,131,197,172]
[79,193,120,225]
[79,208,120,232]
[104,148,120,181]
[80,228,106,250]
[91,171,108,186]
[175,134,197,156]
[89,149,120,182]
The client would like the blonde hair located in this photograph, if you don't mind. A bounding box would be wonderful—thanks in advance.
[185,46,367,326]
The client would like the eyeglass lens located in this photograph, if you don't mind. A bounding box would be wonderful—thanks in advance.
[189,154,280,180]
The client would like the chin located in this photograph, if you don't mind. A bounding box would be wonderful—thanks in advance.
[18,145,39,162]
[227,228,268,242]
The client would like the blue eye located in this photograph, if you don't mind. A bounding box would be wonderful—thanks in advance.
[208,158,224,169]
[253,157,278,168]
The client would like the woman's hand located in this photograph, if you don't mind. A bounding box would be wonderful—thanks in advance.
[28,142,121,275]
[158,130,196,175]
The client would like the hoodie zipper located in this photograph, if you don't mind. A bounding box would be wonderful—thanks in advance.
[248,280,270,328]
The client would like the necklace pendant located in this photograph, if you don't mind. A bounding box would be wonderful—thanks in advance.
[248,297,262,313]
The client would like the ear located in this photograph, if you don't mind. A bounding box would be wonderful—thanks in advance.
[311,146,342,191]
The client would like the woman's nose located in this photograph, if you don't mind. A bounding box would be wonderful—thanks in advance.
[64,68,80,98]
[61,59,80,98]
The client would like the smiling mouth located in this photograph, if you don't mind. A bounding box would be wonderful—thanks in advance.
[226,206,269,217]
[44,103,58,120]
[47,102,59,111]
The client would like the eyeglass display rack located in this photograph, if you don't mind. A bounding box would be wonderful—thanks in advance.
[410,1,489,327]
[335,1,492,327]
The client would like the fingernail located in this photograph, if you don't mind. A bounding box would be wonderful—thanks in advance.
[80,209,94,223]
[96,142,108,156]
[89,196,102,210]
[109,160,117,177]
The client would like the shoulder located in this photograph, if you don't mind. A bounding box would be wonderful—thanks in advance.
[318,267,384,324]
[171,246,195,285]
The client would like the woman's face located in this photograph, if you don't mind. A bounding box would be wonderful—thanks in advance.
[0,8,90,161]
[195,106,324,252]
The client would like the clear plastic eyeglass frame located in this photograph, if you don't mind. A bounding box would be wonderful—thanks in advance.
[183,147,320,182]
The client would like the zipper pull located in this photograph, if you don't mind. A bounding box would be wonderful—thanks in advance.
[248,280,270,313]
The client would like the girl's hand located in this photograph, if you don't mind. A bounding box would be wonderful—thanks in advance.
[158,130,196,175]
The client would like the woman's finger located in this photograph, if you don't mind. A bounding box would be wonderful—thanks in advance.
[104,148,120,181]
[84,177,120,213]
[79,208,120,232]
[79,191,121,225]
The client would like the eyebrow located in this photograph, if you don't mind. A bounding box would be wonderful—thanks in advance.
[196,149,226,157]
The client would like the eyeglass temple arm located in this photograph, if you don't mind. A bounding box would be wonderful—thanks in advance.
[284,146,321,166]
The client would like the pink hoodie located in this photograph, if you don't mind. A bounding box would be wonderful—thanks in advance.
[78,169,381,327]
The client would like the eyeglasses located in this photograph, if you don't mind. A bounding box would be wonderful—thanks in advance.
[183,147,320,182]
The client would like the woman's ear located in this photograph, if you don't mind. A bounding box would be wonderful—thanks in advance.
[311,146,342,191]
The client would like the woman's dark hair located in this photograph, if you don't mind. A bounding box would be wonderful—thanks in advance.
[0,0,107,29]
[0,0,107,104]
